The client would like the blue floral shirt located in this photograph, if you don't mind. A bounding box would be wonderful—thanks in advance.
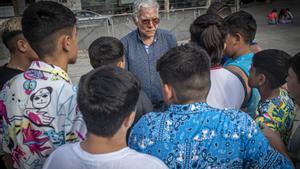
[129,102,293,169]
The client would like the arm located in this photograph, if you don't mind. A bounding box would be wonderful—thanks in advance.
[120,37,129,71]
[250,44,263,53]
[170,33,177,47]
[61,86,87,143]
[288,124,300,152]
[261,124,290,158]
[254,100,292,158]
[128,114,152,153]
[243,116,293,168]
[2,153,14,169]
[0,90,14,169]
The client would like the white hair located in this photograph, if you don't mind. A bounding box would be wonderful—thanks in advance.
[133,0,160,19]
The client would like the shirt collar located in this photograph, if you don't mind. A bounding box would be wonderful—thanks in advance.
[168,102,209,114]
[136,29,159,45]
[28,61,70,82]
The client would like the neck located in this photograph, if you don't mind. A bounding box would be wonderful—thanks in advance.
[8,54,31,71]
[80,132,127,154]
[142,36,154,46]
[232,45,251,60]
[259,86,280,101]
[175,98,206,105]
[138,31,155,46]
[42,55,68,72]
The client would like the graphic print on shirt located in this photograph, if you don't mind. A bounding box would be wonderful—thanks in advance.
[23,80,37,95]
[31,87,52,109]
[1,92,26,125]
[23,87,54,127]
[44,129,65,147]
[24,69,47,81]
[0,61,87,169]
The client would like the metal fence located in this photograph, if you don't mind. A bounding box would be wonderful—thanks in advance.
[76,0,241,50]
[76,7,206,49]
[0,0,240,62]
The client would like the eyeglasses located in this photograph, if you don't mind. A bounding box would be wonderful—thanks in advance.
[141,18,160,26]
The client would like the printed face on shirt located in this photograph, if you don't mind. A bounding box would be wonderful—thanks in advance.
[135,6,159,39]
[287,67,300,100]
[31,87,52,109]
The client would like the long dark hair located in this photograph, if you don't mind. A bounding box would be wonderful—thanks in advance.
[190,14,226,66]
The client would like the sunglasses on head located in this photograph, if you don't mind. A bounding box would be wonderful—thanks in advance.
[141,18,160,26]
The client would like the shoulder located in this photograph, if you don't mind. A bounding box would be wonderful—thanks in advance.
[215,108,255,131]
[125,148,168,168]
[1,72,26,92]
[218,108,250,120]
[134,112,164,127]
[45,143,75,161]
[121,30,137,43]
[157,28,174,36]
[52,143,75,154]
[129,112,164,141]
[43,143,77,169]
[157,29,176,39]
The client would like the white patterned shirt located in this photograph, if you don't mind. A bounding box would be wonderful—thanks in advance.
[0,61,87,169]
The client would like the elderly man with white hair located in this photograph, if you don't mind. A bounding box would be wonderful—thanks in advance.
[121,0,177,111]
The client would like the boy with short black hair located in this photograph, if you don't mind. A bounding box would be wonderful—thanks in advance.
[249,49,295,155]
[88,36,125,68]
[0,17,38,89]
[129,44,293,168]
[88,36,153,121]
[0,16,38,169]
[223,11,260,117]
[43,66,168,169]
[0,2,86,169]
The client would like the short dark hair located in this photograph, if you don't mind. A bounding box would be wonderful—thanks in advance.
[22,1,76,58]
[253,49,291,89]
[190,14,225,66]
[1,17,22,52]
[77,66,140,137]
[207,2,232,19]
[291,52,300,82]
[88,36,124,68]
[224,11,257,43]
[156,44,211,103]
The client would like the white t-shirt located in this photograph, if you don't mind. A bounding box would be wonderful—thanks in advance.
[207,67,245,109]
[43,142,168,169]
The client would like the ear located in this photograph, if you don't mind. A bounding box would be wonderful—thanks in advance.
[223,42,227,50]
[162,83,174,105]
[133,16,138,26]
[62,34,72,52]
[16,39,28,53]
[116,57,125,69]
[258,74,267,86]
[123,111,136,129]
[234,33,242,43]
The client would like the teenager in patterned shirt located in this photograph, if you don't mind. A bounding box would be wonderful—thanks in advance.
[249,49,295,155]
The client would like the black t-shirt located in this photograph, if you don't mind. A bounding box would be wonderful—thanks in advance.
[0,64,23,90]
